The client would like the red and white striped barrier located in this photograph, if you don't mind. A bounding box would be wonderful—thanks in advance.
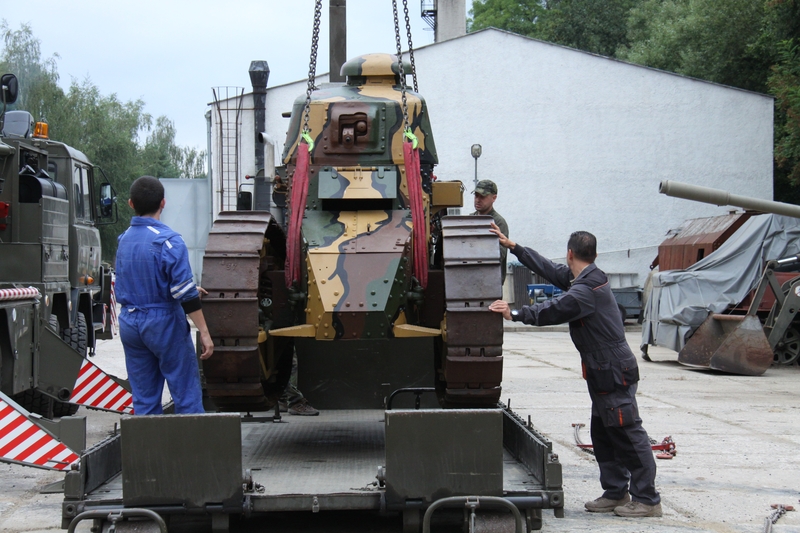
[0,394,79,471]
[0,287,40,301]
[70,359,133,414]
[109,276,118,335]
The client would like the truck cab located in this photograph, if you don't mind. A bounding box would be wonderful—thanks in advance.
[0,74,117,414]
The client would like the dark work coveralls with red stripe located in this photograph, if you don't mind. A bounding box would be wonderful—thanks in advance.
[509,244,660,506]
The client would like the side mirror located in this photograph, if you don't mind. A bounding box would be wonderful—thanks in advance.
[100,183,117,218]
[95,168,118,225]
[1,74,18,105]
[99,183,115,218]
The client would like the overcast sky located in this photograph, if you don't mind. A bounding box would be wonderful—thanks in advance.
[1,1,471,150]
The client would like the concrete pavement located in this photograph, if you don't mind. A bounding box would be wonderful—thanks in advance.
[1,330,798,532]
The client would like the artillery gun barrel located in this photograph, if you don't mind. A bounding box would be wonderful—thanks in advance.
[659,180,800,219]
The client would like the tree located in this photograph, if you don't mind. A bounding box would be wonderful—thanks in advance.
[538,0,643,57]
[617,0,769,92]
[767,0,800,200]
[469,0,643,58]
[772,41,800,184]
[469,0,545,37]
[140,116,206,179]
[0,21,60,114]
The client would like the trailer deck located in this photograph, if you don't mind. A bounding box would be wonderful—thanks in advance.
[64,407,563,532]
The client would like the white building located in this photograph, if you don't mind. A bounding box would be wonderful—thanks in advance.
[208,27,774,290]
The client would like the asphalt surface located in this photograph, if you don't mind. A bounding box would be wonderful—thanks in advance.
[1,327,799,533]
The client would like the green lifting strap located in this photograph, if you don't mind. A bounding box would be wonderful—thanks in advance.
[301,132,315,152]
[404,128,418,150]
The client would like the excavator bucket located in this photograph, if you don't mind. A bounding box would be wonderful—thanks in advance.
[678,314,773,376]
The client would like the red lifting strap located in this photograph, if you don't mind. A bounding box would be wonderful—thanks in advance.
[403,141,428,288]
[286,143,311,288]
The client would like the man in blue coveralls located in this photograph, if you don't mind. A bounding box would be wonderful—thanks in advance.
[115,176,214,414]
[488,224,662,518]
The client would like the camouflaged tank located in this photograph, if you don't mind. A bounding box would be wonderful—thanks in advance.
[201,54,504,410]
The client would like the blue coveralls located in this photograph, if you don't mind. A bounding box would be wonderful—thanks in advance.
[115,217,204,415]
[510,245,660,506]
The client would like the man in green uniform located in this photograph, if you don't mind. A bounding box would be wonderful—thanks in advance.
[472,179,509,283]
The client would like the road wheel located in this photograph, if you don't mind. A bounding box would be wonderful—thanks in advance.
[774,326,800,365]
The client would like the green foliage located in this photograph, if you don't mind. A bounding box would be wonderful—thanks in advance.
[617,0,769,92]
[469,0,642,57]
[141,116,206,179]
[469,0,545,36]
[0,21,207,260]
[771,39,800,185]
[538,0,643,57]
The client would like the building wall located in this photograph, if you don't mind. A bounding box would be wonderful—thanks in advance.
[210,28,774,287]
[410,29,773,285]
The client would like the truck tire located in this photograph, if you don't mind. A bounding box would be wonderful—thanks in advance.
[62,312,88,356]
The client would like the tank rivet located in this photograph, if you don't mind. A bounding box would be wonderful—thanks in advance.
[321,279,326,284]
[334,291,339,296]
[346,302,350,307]
[370,290,376,295]
[359,302,364,307]
[384,279,389,283]
[372,303,378,307]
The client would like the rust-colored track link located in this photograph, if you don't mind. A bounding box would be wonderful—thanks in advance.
[201,211,288,412]
[439,216,504,407]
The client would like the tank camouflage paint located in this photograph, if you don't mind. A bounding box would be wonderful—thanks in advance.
[281,53,440,341]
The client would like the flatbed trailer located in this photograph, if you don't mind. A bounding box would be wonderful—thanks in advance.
[62,405,563,532]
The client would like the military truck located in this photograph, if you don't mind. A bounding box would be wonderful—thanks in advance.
[0,73,133,469]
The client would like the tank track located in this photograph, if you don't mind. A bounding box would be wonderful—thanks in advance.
[200,211,291,412]
[438,216,504,407]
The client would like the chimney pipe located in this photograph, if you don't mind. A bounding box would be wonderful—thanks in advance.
[249,61,271,212]
[248,60,270,173]
[330,0,347,82]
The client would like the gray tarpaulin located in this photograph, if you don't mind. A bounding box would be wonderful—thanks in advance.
[641,214,800,353]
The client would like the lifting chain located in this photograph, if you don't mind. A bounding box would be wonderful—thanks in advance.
[392,0,411,133]
[302,0,324,138]
[402,0,418,92]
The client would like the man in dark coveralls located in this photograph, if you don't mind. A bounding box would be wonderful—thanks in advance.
[488,225,662,518]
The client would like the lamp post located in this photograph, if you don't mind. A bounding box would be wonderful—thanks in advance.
[471,144,482,190]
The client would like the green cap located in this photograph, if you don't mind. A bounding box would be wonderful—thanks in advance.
[473,179,498,196]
